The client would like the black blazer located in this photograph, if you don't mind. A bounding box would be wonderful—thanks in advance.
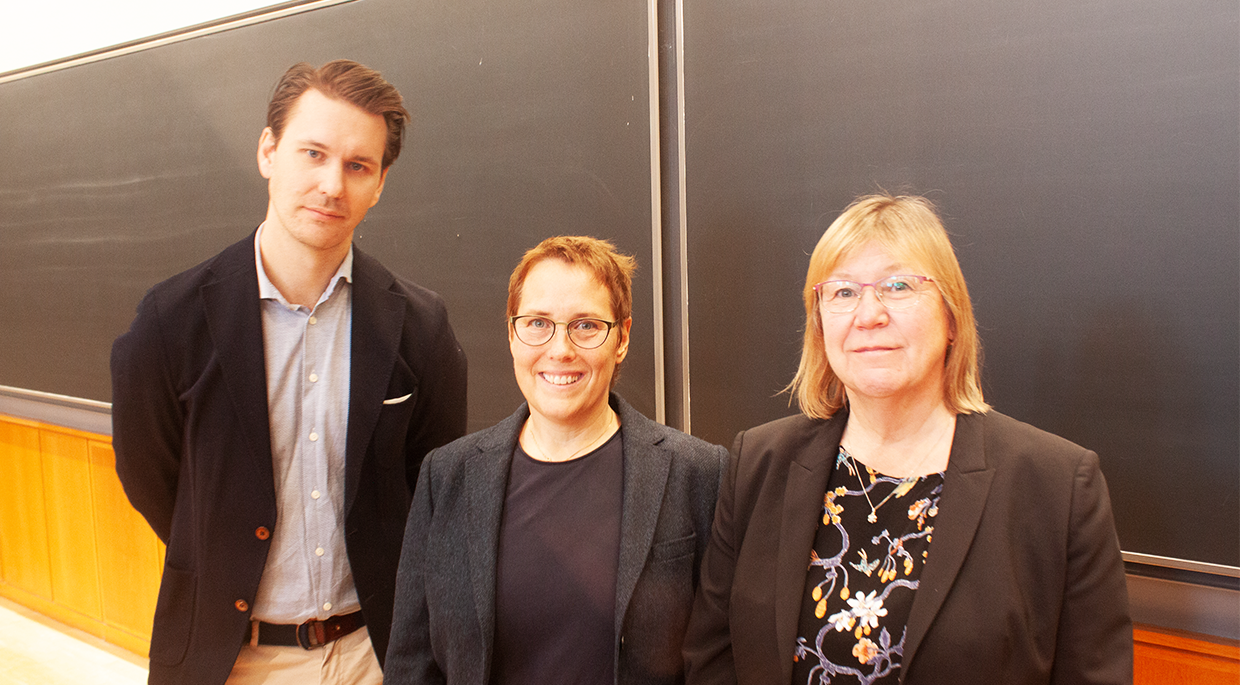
[684,409,1132,685]
[111,233,468,685]
[384,394,728,685]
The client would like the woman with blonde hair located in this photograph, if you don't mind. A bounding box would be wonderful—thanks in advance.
[684,194,1131,684]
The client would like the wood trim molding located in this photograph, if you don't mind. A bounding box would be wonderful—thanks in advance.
[1134,624,1240,685]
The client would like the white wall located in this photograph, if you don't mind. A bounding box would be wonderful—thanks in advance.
[3,1,286,73]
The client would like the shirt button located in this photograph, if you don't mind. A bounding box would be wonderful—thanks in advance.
[309,373,319,383]
[315,547,325,557]
[309,316,318,325]
[235,599,249,612]
[323,602,332,612]
[309,432,319,442]
[255,526,270,540]
[311,490,321,500]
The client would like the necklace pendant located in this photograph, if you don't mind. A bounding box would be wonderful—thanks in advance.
[867,512,878,523]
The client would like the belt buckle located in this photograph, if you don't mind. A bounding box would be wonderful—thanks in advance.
[295,619,327,649]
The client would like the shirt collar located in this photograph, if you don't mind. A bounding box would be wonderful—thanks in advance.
[254,223,354,307]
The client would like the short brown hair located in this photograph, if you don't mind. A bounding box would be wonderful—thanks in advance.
[507,236,637,321]
[787,194,989,419]
[266,60,409,169]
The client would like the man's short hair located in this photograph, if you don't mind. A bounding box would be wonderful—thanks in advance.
[267,60,409,170]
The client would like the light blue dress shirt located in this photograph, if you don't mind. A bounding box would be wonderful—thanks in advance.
[251,225,359,623]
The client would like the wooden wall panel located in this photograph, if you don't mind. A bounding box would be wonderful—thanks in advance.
[0,420,53,599]
[39,431,103,622]
[0,416,158,656]
[90,441,159,654]
[1134,625,1240,685]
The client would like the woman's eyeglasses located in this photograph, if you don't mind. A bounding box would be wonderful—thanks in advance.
[813,275,935,313]
[509,316,619,349]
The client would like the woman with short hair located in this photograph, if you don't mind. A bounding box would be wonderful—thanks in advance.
[386,235,727,685]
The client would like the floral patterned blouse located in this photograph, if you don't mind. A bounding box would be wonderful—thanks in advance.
[791,446,944,685]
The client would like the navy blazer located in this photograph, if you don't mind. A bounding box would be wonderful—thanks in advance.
[684,409,1132,685]
[384,393,728,685]
[111,232,468,685]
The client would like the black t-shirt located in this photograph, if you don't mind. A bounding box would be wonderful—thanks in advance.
[491,431,624,685]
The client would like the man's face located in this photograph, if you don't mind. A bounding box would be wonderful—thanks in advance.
[257,88,389,256]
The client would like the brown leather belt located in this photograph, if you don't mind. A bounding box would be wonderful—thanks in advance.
[246,611,366,649]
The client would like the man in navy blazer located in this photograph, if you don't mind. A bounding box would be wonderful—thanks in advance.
[111,60,467,685]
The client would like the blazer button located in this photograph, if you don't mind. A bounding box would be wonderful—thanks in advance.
[235,599,249,612]
[255,526,270,540]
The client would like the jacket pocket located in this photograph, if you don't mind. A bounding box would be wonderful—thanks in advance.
[373,384,420,472]
[148,565,196,666]
[650,532,696,563]
[383,393,413,405]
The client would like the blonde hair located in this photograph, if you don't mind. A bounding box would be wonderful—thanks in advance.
[787,194,989,419]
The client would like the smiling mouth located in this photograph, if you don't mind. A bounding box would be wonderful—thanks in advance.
[541,372,582,386]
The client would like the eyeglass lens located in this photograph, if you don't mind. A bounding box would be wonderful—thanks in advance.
[818,276,927,313]
[512,316,612,348]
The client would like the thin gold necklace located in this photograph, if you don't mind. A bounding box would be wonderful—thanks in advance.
[841,446,913,523]
[526,412,616,462]
[842,421,950,523]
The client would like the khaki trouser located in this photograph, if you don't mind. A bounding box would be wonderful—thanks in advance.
[224,625,383,685]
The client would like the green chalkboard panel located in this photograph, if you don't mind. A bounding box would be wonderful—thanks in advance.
[0,0,659,433]
[683,0,1239,567]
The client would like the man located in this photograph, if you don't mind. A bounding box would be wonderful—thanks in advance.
[111,60,468,685]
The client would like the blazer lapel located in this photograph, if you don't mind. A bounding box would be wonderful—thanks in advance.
[200,236,274,497]
[774,415,845,684]
[902,412,994,672]
[343,249,406,511]
[612,396,672,636]
[465,406,525,676]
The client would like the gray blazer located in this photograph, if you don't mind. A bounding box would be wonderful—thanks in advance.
[385,393,728,685]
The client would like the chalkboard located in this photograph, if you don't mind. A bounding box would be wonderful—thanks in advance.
[3,0,1238,571]
[683,0,1239,566]
[0,0,659,433]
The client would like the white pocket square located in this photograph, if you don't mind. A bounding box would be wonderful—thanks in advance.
[382,393,413,405]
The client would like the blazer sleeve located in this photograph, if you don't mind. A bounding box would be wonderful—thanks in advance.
[1050,451,1133,684]
[683,430,745,685]
[110,292,183,543]
[401,294,468,494]
[385,453,448,685]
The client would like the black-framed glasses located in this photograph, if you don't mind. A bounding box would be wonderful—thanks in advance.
[509,315,620,349]
[813,275,935,313]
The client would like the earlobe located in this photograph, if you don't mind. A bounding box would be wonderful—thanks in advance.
[257,128,277,179]
[614,318,633,363]
[369,167,389,208]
